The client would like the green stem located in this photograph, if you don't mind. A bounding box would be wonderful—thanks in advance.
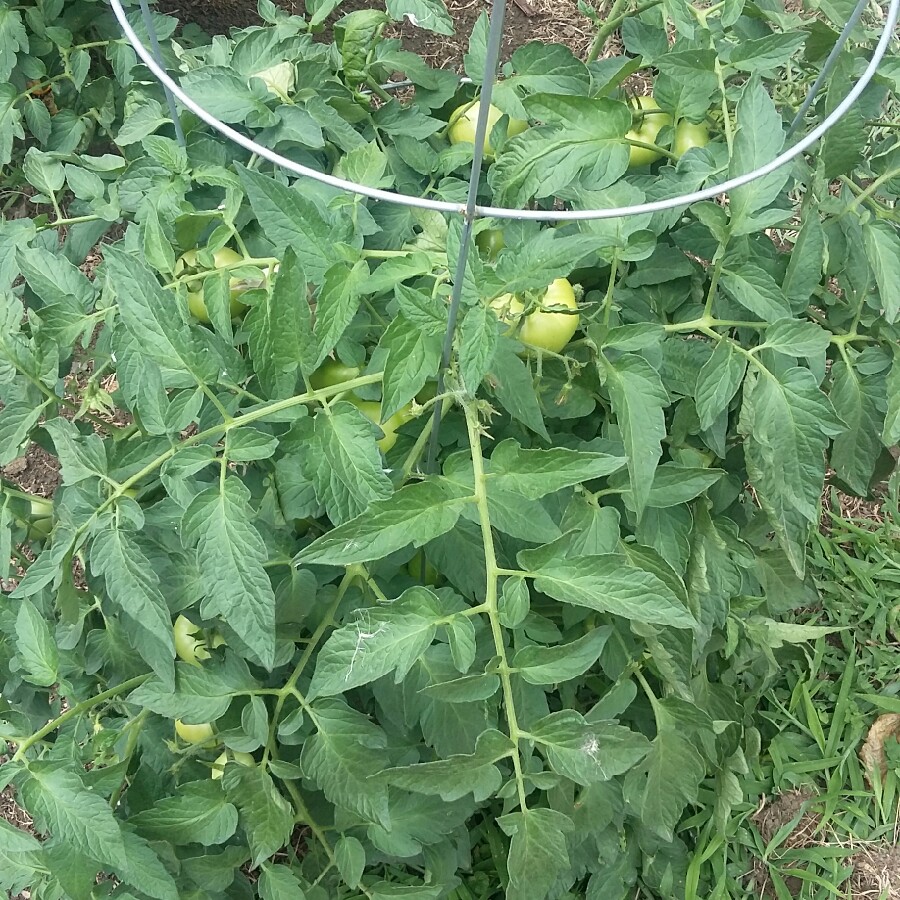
[109,710,149,808]
[602,253,619,329]
[399,397,451,482]
[261,570,355,766]
[463,401,528,811]
[703,257,724,319]
[838,166,900,218]
[70,374,384,544]
[280,779,375,899]
[714,60,734,155]
[37,213,107,232]
[13,675,150,761]
[624,137,679,162]
[586,0,663,62]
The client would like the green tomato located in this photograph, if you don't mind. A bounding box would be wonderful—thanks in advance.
[173,615,210,667]
[672,119,710,158]
[626,96,672,168]
[407,551,441,586]
[211,750,256,779]
[178,247,259,324]
[175,719,215,745]
[490,278,580,354]
[309,359,362,391]
[351,399,413,453]
[448,101,528,160]
[476,228,506,259]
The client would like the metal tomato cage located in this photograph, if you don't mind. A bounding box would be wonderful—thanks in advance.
[110,0,898,466]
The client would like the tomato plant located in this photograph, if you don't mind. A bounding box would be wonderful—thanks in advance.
[1,0,899,898]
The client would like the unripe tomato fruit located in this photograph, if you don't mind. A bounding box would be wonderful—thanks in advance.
[177,247,258,324]
[309,360,361,391]
[448,101,528,159]
[490,278,580,354]
[476,228,505,259]
[626,96,672,168]
[672,120,710,158]
[350,399,413,453]
[175,719,215,744]
[211,750,256,779]
[173,615,210,667]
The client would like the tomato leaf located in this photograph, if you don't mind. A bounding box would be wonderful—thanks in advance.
[19,764,128,869]
[529,710,651,784]
[301,698,391,827]
[488,340,549,440]
[307,402,394,524]
[829,359,884,496]
[298,479,472,566]
[313,260,368,368]
[89,524,176,689]
[14,597,58,686]
[458,303,497,391]
[128,653,259,722]
[521,552,695,627]
[246,247,312,397]
[695,340,747,431]
[385,0,454,35]
[258,864,309,900]
[600,352,668,519]
[498,808,573,900]
[739,365,844,575]
[490,95,631,206]
[104,248,219,383]
[237,165,343,284]
[512,626,612,685]
[626,698,712,842]
[308,587,441,697]
[380,729,514,801]
[131,781,239,847]
[379,315,442,420]
[726,77,789,236]
[182,478,277,669]
[222,766,293,867]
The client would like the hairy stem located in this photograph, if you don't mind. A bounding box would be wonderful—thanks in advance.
[13,675,150,761]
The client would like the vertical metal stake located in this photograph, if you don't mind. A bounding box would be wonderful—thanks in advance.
[137,0,186,146]
[425,0,509,474]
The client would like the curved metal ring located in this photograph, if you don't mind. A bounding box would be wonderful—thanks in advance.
[109,0,899,221]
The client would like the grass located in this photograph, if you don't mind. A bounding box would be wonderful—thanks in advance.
[705,478,900,900]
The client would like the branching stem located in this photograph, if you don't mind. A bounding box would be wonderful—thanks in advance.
[463,401,528,811]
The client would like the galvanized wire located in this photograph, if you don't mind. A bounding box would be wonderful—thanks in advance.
[109,0,900,222]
